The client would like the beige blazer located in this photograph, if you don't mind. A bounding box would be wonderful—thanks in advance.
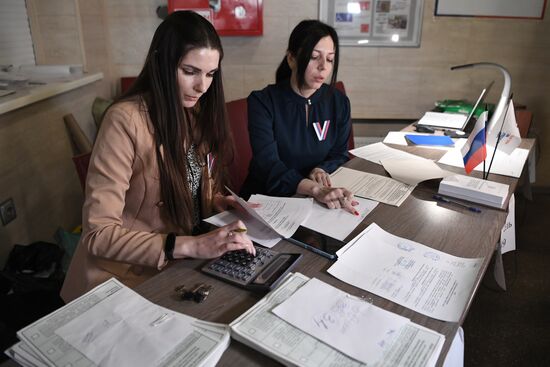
[61,100,214,303]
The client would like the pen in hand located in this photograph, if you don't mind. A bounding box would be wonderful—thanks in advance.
[433,195,481,213]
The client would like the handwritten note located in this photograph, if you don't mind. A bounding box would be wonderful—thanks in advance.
[272,278,409,365]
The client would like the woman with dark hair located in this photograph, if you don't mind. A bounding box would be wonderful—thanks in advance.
[61,11,254,302]
[242,20,358,214]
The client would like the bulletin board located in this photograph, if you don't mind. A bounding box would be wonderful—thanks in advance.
[435,0,547,19]
[319,0,424,47]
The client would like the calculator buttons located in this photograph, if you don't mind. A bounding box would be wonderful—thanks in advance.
[201,246,302,291]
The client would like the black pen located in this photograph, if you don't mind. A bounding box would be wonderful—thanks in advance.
[286,237,337,260]
[433,194,482,213]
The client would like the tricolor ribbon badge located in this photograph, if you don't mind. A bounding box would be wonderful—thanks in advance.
[313,120,330,141]
[207,152,216,177]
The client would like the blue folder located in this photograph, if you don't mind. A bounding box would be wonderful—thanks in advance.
[405,134,454,146]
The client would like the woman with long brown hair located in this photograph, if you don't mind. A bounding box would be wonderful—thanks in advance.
[61,11,253,302]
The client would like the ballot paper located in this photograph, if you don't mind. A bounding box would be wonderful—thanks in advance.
[381,158,455,185]
[330,166,415,206]
[328,223,483,322]
[349,141,428,164]
[10,278,230,367]
[226,187,312,239]
[272,278,410,365]
[231,272,445,367]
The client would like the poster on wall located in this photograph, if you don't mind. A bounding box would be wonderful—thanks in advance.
[320,0,424,47]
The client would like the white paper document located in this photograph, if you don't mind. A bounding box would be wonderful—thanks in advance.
[249,194,313,238]
[330,167,415,207]
[13,278,230,367]
[438,143,530,178]
[381,158,455,185]
[350,141,428,164]
[226,187,312,239]
[204,210,281,248]
[231,272,445,367]
[500,194,516,254]
[301,197,378,241]
[417,111,467,130]
[328,223,483,322]
[272,278,410,365]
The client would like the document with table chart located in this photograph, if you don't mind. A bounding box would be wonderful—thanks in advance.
[330,166,415,206]
[231,272,445,367]
[328,223,483,322]
[8,278,230,367]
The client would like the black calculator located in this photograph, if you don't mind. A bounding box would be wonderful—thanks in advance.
[201,246,302,291]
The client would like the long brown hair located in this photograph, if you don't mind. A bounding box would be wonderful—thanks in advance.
[117,11,233,233]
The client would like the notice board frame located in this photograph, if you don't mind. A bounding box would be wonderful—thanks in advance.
[319,0,424,47]
[434,0,547,19]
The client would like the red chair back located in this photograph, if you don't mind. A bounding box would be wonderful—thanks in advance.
[335,81,355,151]
[226,98,252,193]
[121,77,137,94]
[72,152,91,192]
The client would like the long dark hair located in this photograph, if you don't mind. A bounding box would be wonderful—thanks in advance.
[117,11,232,233]
[276,20,340,89]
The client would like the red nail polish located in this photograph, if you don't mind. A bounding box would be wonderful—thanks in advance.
[354,210,360,216]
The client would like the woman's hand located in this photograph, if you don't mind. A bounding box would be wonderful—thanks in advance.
[308,167,331,187]
[175,220,255,259]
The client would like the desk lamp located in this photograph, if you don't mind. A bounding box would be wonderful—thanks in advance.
[450,62,513,178]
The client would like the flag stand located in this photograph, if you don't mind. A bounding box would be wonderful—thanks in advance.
[484,93,513,180]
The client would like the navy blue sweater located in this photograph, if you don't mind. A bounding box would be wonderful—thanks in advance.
[241,80,351,198]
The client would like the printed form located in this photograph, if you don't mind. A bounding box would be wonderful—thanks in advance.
[14,279,229,367]
[330,167,415,206]
[328,223,483,322]
[231,272,445,367]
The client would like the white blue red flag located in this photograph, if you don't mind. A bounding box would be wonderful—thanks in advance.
[313,120,330,141]
[461,111,488,174]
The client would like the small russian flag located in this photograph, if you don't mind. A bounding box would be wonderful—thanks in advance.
[461,111,488,174]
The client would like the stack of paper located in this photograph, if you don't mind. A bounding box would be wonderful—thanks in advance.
[231,272,445,367]
[417,111,467,130]
[4,279,230,367]
[206,188,378,248]
[439,174,509,209]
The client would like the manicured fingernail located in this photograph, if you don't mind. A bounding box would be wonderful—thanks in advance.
[354,210,360,216]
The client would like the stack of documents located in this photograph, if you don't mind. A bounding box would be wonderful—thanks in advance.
[231,272,445,367]
[439,174,509,209]
[205,188,378,248]
[5,279,230,367]
[416,111,467,130]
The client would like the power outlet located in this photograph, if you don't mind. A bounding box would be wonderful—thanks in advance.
[0,198,17,225]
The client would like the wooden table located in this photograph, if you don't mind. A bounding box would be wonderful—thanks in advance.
[135,140,534,366]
